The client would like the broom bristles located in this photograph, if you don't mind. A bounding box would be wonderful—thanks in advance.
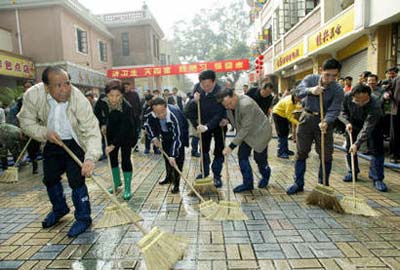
[199,200,219,219]
[138,227,188,270]
[94,203,143,229]
[187,177,218,196]
[0,168,18,183]
[208,200,248,221]
[340,197,380,217]
[306,185,344,214]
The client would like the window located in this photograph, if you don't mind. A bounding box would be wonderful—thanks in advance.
[121,32,129,56]
[99,41,107,62]
[76,27,88,54]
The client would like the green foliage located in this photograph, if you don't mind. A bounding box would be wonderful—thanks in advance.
[0,87,23,107]
[172,0,250,87]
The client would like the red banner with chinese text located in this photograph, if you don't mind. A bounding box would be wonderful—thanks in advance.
[107,59,250,78]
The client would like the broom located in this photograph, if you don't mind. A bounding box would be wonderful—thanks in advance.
[60,142,188,270]
[0,137,32,183]
[339,131,380,216]
[95,137,143,229]
[188,97,218,195]
[158,147,221,219]
[305,91,344,214]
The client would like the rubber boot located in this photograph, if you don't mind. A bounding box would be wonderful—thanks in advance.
[108,167,121,194]
[123,171,132,200]
[234,159,254,192]
[67,185,91,237]
[257,164,271,188]
[196,153,210,179]
[42,182,70,228]
[343,153,359,182]
[211,157,224,188]
[286,160,306,194]
[369,155,387,192]
[318,160,332,186]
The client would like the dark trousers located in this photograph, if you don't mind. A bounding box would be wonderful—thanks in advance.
[27,139,40,162]
[200,127,225,175]
[145,134,158,152]
[238,142,269,175]
[273,113,290,155]
[162,139,185,187]
[390,113,400,158]
[109,144,132,172]
[43,140,85,189]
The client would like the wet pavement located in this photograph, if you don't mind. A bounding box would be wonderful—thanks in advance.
[0,137,400,270]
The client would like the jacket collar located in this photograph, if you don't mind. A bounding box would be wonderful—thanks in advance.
[151,107,173,123]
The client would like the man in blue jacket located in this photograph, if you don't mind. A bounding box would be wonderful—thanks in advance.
[185,70,226,188]
[144,97,189,193]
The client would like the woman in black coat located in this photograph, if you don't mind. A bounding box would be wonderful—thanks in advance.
[95,79,137,200]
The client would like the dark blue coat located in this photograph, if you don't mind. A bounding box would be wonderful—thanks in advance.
[144,105,189,157]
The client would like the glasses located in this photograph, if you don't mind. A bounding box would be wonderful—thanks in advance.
[48,80,71,89]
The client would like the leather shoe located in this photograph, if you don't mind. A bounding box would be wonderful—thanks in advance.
[171,185,179,194]
[159,178,170,185]
[214,177,222,188]
[286,183,304,195]
[233,184,253,193]
[258,178,269,188]
[374,181,388,192]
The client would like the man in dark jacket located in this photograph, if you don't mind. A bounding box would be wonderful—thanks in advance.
[168,87,184,110]
[185,70,226,187]
[144,97,189,193]
[246,82,274,116]
[339,83,387,191]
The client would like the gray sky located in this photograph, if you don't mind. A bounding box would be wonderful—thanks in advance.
[79,0,227,39]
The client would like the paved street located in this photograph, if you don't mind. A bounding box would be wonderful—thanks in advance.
[0,138,400,270]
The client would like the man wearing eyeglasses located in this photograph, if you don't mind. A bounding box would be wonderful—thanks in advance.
[287,58,344,195]
[17,66,102,237]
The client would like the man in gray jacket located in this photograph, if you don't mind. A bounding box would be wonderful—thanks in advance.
[218,89,272,192]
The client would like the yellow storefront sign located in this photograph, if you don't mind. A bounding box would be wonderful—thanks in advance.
[0,52,35,79]
[308,8,354,53]
[274,42,304,70]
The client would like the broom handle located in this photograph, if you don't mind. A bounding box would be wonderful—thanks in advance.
[104,136,117,195]
[15,137,32,165]
[319,92,326,186]
[197,97,206,178]
[348,131,356,204]
[221,129,230,202]
[159,147,206,203]
[60,142,149,235]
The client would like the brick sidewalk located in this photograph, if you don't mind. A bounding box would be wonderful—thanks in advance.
[0,139,399,270]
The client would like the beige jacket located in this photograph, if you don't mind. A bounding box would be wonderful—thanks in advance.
[17,82,102,161]
[227,95,272,153]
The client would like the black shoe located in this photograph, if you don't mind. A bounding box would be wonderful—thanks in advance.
[191,152,201,157]
[171,186,179,194]
[159,178,170,185]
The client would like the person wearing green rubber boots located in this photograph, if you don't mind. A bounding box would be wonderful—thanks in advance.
[96,79,138,200]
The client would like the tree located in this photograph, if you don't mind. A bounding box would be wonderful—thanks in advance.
[172,0,250,87]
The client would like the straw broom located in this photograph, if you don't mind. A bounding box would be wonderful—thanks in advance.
[188,96,218,196]
[60,142,188,270]
[95,136,143,229]
[340,131,380,217]
[305,92,344,214]
[0,138,32,183]
[158,147,222,219]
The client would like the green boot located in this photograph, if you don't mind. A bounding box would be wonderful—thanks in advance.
[108,167,121,194]
[123,171,132,200]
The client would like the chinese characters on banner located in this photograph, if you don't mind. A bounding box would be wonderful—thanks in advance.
[0,53,35,79]
[107,59,250,78]
[274,42,304,70]
[308,8,354,52]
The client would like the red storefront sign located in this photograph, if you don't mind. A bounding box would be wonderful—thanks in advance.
[107,59,250,78]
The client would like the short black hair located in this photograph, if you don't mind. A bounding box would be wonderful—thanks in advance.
[321,58,341,71]
[262,82,274,90]
[199,69,216,82]
[145,94,154,101]
[42,66,67,85]
[23,80,34,87]
[243,84,248,87]
[344,76,353,81]
[351,83,371,96]
[104,79,124,94]
[150,97,167,107]
[385,67,399,74]
[163,89,169,92]
[360,71,372,78]
[338,78,344,81]
[153,89,160,94]
[216,88,235,103]
[368,74,378,81]
[122,82,130,88]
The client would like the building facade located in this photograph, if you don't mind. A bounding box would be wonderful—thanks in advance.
[250,0,400,91]
[0,0,113,90]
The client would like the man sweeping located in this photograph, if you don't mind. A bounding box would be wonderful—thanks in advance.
[218,89,272,192]
[287,58,344,195]
[144,97,189,194]
[339,83,388,192]
[17,66,102,237]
